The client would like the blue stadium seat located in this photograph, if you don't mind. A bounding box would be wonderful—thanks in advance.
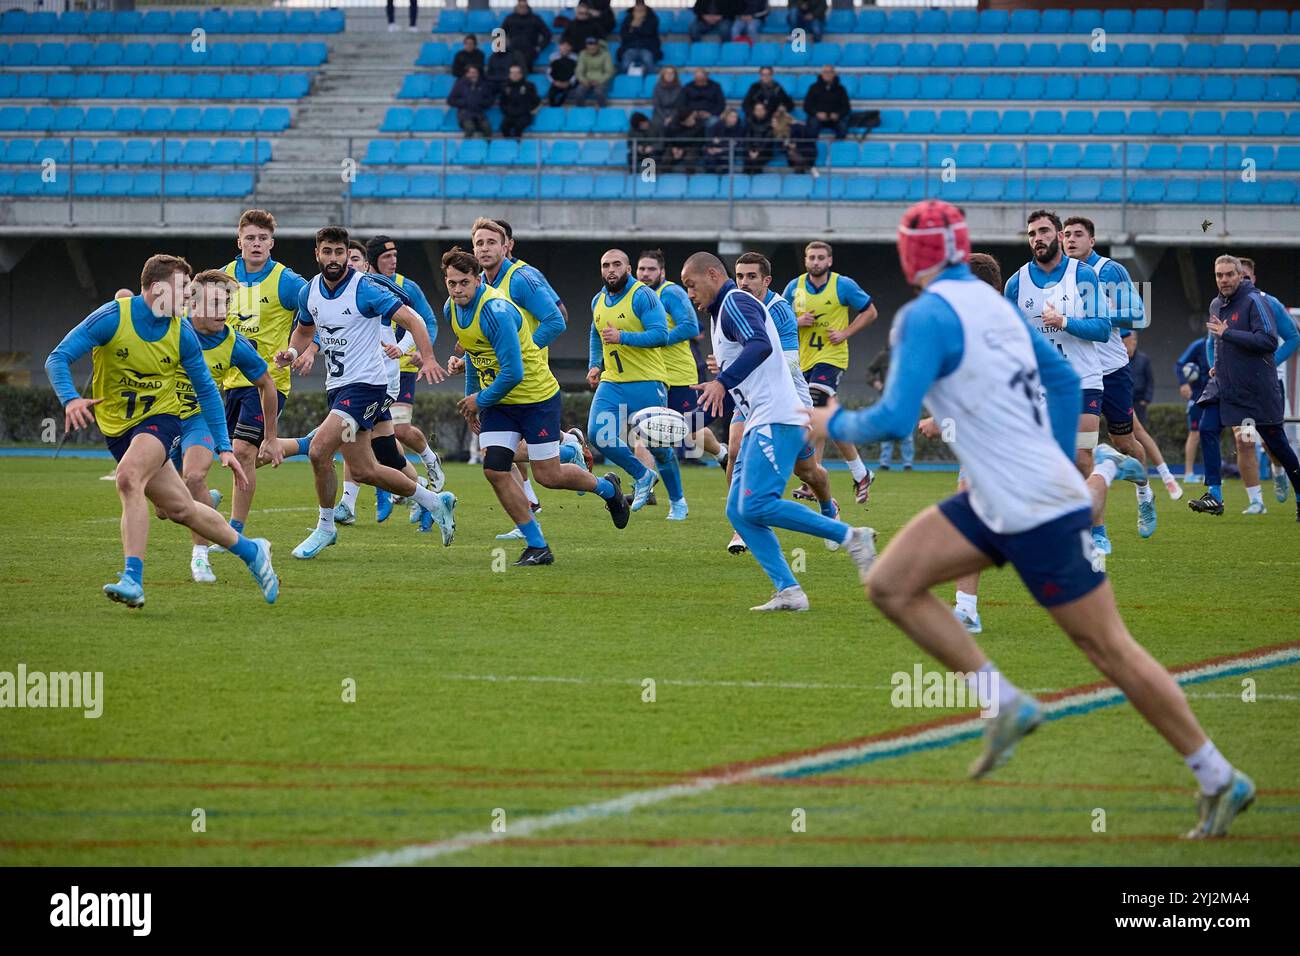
[970,176,1004,202]
[1182,44,1213,70]
[594,107,625,134]
[257,11,289,35]
[935,110,967,135]
[178,140,212,165]
[981,75,1013,101]
[1126,111,1157,136]
[1012,76,1045,101]
[919,75,951,101]
[1261,180,1296,204]
[3,139,34,163]
[1275,145,1300,170]
[1024,43,1054,68]
[948,75,980,100]
[1162,178,1197,204]
[351,174,378,198]
[917,9,949,35]
[1030,110,1062,135]
[1057,43,1088,67]
[1243,145,1274,170]
[1163,10,1195,34]
[1213,44,1246,69]
[1043,75,1075,102]
[902,42,933,68]
[578,140,612,166]
[465,10,496,34]
[499,174,532,200]
[1243,44,1278,69]
[1150,44,1182,69]
[986,143,1020,168]
[1197,180,1225,204]
[590,174,624,200]
[998,110,1030,135]
[1253,111,1286,136]
[373,173,406,198]
[558,176,593,200]
[1194,10,1228,35]
[1221,110,1254,137]
[453,138,487,165]
[1050,143,1082,168]
[161,74,191,99]
[902,110,935,134]
[207,139,240,164]
[1060,110,1092,135]
[948,9,978,33]
[933,43,964,68]
[467,173,500,200]
[1169,75,1201,101]
[219,75,250,99]
[171,107,200,132]
[1119,43,1151,69]
[411,108,448,133]
[0,109,27,132]
[871,42,902,68]
[966,110,999,135]
[87,140,120,165]
[437,10,467,33]
[1156,110,1189,135]
[954,143,986,168]
[885,10,918,34]
[859,142,890,167]
[994,43,1026,68]
[73,172,106,197]
[1231,75,1265,101]
[1038,9,1070,33]
[1189,110,1221,136]
[827,141,859,168]
[267,42,297,67]
[1068,176,1103,203]
[1265,77,1298,102]
[686,42,719,68]
[826,9,855,34]
[1105,75,1138,99]
[1175,145,1211,171]
[258,108,290,132]
[79,107,111,132]
[564,107,596,134]
[978,9,1011,34]
[891,142,923,168]
[839,44,869,68]
[1023,142,1050,170]
[1079,143,1113,169]
[389,139,421,164]
[398,74,429,99]
[402,173,435,198]
[1090,111,1122,137]
[120,141,151,164]
[1129,178,1164,204]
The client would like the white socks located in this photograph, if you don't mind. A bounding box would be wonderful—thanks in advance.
[1185,739,1233,795]
[846,457,868,482]
[1156,462,1174,482]
[419,446,439,468]
[192,544,208,560]
[340,481,360,509]
[1092,459,1118,486]
[1136,483,1154,503]
[1246,484,1263,506]
[523,479,540,506]
[318,506,336,533]
[966,661,1020,713]
[955,590,978,617]
[411,483,441,513]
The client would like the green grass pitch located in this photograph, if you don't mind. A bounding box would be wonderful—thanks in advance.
[1,456,1297,866]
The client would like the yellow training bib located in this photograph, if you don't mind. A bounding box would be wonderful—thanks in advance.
[488,259,550,368]
[656,280,698,387]
[90,297,183,437]
[593,280,668,384]
[394,274,423,376]
[223,260,294,394]
[795,272,850,372]
[175,323,238,420]
[451,285,558,406]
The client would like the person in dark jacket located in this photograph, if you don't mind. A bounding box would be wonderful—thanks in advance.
[546,38,578,106]
[702,107,745,172]
[485,45,526,92]
[1125,332,1154,427]
[628,110,659,171]
[742,100,773,174]
[452,35,486,78]
[787,0,827,42]
[1189,254,1300,516]
[448,64,494,137]
[650,65,684,132]
[742,66,793,119]
[664,109,703,169]
[584,0,617,34]
[772,105,815,173]
[502,1,551,72]
[561,3,607,50]
[618,1,662,74]
[803,65,851,139]
[690,0,740,41]
[499,63,540,138]
[682,68,726,122]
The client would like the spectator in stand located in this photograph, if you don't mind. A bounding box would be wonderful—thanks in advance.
[499,63,541,138]
[628,110,659,170]
[452,35,486,79]
[387,0,418,33]
[703,107,746,172]
[682,68,726,122]
[772,105,816,173]
[572,36,615,107]
[742,100,774,174]
[732,0,769,44]
[485,44,527,92]
[1126,331,1154,427]
[502,1,551,72]
[803,64,850,139]
[742,65,794,118]
[665,108,704,168]
[787,0,827,42]
[618,1,662,75]
[650,65,685,131]
[546,38,579,106]
[562,3,607,51]
[448,64,494,138]
[690,0,740,42]
[585,0,618,35]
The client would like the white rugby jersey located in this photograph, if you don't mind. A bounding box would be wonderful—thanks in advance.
[712,287,806,430]
[1014,258,1104,391]
[925,276,1091,534]
[1090,255,1130,375]
[306,271,387,391]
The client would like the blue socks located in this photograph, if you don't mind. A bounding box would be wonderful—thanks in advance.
[230,518,245,535]
[819,499,838,518]
[517,518,547,548]
[293,435,312,457]
[229,534,258,564]
[1208,484,1223,502]
[593,477,617,500]
[123,556,144,584]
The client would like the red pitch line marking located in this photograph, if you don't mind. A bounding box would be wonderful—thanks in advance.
[0,779,677,792]
[2,834,1297,851]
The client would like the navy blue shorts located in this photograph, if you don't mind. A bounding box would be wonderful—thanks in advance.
[666,383,714,429]
[169,414,217,470]
[397,371,417,405]
[804,363,844,406]
[224,386,286,446]
[106,413,182,464]
[939,490,1104,608]
[1081,388,1103,419]
[377,393,395,424]
[327,382,390,433]
[1101,365,1134,434]
[480,390,563,458]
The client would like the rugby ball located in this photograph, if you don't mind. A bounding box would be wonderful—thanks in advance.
[629,406,689,447]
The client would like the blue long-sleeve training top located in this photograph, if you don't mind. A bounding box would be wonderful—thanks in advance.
[780,272,873,315]
[378,273,438,347]
[1085,250,1146,330]
[444,285,525,407]
[45,295,233,452]
[656,281,700,344]
[1004,257,1112,342]
[830,264,1082,459]
[486,258,565,350]
[588,281,668,367]
[1258,289,1299,367]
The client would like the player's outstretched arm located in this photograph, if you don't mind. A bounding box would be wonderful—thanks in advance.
[253,371,283,466]
[179,323,234,455]
[45,304,120,423]
[392,303,446,383]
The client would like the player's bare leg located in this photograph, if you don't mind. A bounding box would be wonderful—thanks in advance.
[633,441,656,471]
[146,463,246,549]
[1133,415,1182,499]
[529,455,602,493]
[1234,427,1266,513]
[181,445,217,547]
[229,437,259,529]
[114,435,169,567]
[1184,428,1201,482]
[486,463,535,525]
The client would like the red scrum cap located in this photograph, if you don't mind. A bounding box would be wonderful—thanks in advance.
[897,200,971,286]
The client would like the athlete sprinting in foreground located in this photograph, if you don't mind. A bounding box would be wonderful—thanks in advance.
[173,269,284,583]
[45,254,278,607]
[815,201,1254,838]
[281,227,456,559]
[442,247,629,565]
[682,252,869,611]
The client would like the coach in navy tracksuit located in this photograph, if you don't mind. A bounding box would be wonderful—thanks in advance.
[1205,255,1300,518]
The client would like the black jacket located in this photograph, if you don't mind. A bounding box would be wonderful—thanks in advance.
[503,11,551,56]
[451,48,485,78]
[485,49,526,89]
[619,9,662,58]
[694,0,743,19]
[1129,350,1154,405]
[500,78,540,117]
[448,75,495,116]
[1209,278,1284,423]
[548,50,577,84]
[803,77,851,117]
[682,78,726,116]
[742,79,793,117]
[561,18,607,50]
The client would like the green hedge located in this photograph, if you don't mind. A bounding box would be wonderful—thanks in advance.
[0,384,1224,465]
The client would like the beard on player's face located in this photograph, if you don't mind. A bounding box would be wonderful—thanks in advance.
[1032,236,1059,264]
[604,270,629,293]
